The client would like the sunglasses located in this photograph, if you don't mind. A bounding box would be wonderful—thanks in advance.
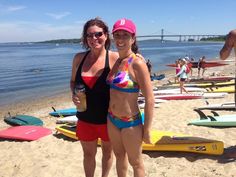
[86,31,104,38]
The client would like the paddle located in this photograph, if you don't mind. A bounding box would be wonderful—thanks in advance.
[51,107,64,118]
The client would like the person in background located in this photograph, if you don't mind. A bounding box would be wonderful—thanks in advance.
[174,58,181,83]
[189,57,195,77]
[107,18,154,177]
[70,18,118,177]
[197,56,206,77]
[220,29,236,158]
[176,58,189,94]
[146,59,152,74]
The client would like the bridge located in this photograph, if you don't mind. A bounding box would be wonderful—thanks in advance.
[137,29,225,42]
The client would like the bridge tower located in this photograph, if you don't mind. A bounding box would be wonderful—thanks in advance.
[161,29,164,43]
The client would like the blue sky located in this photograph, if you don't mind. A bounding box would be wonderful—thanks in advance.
[0,0,235,42]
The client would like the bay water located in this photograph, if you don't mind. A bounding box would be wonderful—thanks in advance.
[0,41,224,106]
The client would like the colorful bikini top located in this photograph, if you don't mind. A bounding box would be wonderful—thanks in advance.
[107,54,140,93]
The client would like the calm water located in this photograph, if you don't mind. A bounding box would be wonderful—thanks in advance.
[0,41,224,106]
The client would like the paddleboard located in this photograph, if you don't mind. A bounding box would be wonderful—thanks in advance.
[139,102,160,109]
[189,76,234,82]
[4,114,43,126]
[49,107,77,117]
[152,87,206,95]
[197,102,236,111]
[154,93,202,100]
[166,80,235,88]
[202,92,228,99]
[205,85,235,93]
[56,116,78,124]
[189,109,236,127]
[137,97,168,103]
[55,125,224,155]
[0,126,52,141]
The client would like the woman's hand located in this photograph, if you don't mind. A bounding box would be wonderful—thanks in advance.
[72,94,81,107]
[143,130,152,144]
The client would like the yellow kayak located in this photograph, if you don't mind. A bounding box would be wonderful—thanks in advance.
[55,124,224,155]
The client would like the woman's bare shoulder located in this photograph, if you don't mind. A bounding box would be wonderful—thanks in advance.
[108,51,119,66]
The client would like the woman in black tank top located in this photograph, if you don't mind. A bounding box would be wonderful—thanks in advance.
[70,18,118,177]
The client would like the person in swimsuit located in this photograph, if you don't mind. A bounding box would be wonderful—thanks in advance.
[70,18,118,177]
[176,58,189,94]
[106,18,155,177]
[175,58,181,83]
[197,56,206,77]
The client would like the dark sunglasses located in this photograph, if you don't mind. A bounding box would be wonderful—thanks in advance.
[86,31,104,38]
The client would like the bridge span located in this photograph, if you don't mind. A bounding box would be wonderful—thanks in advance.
[137,29,225,42]
[137,34,225,42]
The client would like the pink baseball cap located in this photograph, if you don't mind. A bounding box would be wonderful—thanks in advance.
[112,18,136,34]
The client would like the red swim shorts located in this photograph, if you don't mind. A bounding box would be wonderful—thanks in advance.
[76,120,110,141]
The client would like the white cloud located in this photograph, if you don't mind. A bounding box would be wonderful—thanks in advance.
[7,5,26,12]
[45,12,71,20]
[0,21,84,42]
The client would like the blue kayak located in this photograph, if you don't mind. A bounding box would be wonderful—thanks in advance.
[49,107,77,117]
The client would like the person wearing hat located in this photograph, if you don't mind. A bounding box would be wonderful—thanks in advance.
[107,18,154,177]
[176,58,189,94]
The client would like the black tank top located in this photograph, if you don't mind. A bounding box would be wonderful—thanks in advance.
[75,50,110,124]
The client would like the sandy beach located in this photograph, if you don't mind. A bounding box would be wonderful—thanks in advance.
[0,56,236,177]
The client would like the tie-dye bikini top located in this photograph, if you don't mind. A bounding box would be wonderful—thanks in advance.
[107,54,140,93]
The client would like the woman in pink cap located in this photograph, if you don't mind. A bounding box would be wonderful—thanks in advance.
[107,18,154,177]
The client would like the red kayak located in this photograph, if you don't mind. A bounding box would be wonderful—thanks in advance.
[166,61,228,68]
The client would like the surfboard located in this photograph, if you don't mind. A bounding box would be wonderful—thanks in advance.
[188,109,236,127]
[153,87,206,94]
[205,85,235,93]
[202,92,228,99]
[152,89,227,99]
[137,97,168,103]
[189,76,234,82]
[154,93,203,100]
[166,80,235,88]
[4,114,43,126]
[0,126,52,141]
[138,102,160,109]
[56,116,78,124]
[197,102,236,111]
[55,124,224,155]
[49,107,77,117]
